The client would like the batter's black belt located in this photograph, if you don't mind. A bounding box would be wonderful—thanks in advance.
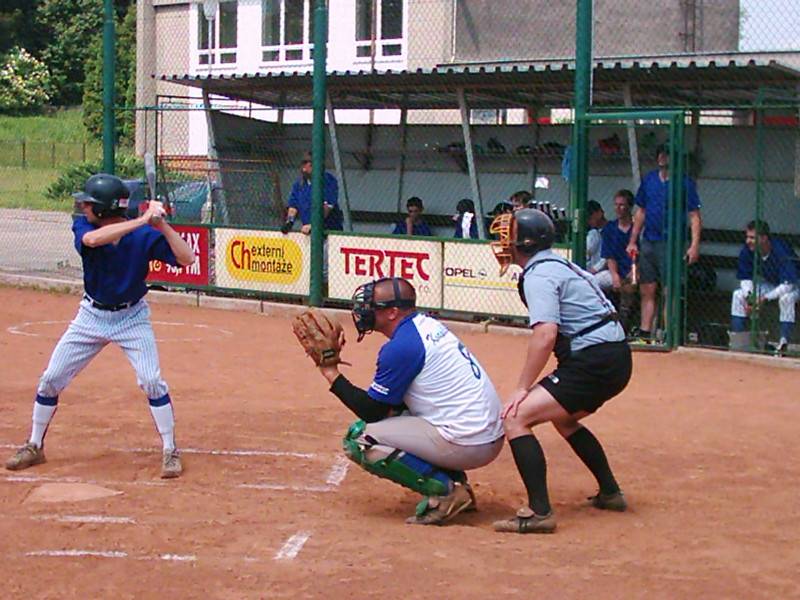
[83,294,140,312]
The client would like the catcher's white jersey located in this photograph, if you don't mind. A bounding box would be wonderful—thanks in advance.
[368,313,503,446]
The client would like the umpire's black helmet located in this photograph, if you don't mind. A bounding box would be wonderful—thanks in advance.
[73,174,130,218]
[514,208,555,255]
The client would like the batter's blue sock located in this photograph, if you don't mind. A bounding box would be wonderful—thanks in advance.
[30,395,58,448]
[779,321,793,342]
[148,394,175,451]
[731,316,748,333]
[509,435,551,515]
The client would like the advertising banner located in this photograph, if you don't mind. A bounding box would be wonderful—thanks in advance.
[443,242,571,317]
[214,229,310,295]
[147,225,210,286]
[328,234,443,308]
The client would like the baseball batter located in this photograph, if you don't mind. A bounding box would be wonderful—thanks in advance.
[489,208,632,534]
[5,174,194,478]
[292,278,504,525]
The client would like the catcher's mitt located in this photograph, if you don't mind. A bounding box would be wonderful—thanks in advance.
[292,310,347,367]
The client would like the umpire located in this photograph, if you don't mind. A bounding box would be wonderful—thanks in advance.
[488,208,632,534]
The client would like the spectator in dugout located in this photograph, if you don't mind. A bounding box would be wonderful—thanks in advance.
[392,197,433,236]
[509,190,533,212]
[594,190,636,326]
[585,200,607,275]
[730,220,799,356]
[453,198,479,239]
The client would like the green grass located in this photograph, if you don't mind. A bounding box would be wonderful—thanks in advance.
[0,167,70,211]
[0,107,95,142]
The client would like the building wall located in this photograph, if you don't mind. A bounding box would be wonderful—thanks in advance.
[449,0,740,64]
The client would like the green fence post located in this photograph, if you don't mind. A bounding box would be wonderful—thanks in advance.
[751,99,765,350]
[21,139,26,169]
[309,0,328,307]
[102,0,116,175]
[669,115,686,348]
[571,0,592,266]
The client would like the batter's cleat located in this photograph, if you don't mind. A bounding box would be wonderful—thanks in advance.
[589,490,628,512]
[406,483,474,526]
[160,448,182,479]
[5,442,46,471]
[493,507,557,534]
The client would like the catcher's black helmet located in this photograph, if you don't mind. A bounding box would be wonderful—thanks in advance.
[73,174,130,218]
[514,208,555,255]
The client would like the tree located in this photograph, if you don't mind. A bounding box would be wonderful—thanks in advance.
[0,47,51,114]
[82,1,137,144]
[0,2,45,57]
[36,0,104,105]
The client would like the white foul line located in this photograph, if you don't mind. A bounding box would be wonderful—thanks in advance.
[274,532,311,561]
[4,474,166,487]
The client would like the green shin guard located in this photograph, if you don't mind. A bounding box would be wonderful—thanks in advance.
[342,420,451,498]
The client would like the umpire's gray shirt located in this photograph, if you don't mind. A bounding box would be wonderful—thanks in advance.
[522,249,626,352]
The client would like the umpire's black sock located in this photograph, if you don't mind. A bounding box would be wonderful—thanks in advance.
[566,426,620,495]
[509,435,551,515]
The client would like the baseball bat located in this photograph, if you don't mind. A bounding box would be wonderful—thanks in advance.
[143,152,162,224]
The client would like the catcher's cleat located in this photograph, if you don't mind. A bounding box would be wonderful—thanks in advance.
[493,507,557,534]
[405,483,474,526]
[588,490,628,512]
[160,448,182,479]
[5,442,46,471]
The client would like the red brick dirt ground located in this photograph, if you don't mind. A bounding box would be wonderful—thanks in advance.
[0,287,798,600]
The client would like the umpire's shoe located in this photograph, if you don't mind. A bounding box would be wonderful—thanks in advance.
[493,507,557,534]
[589,490,628,512]
[161,448,182,479]
[5,442,46,471]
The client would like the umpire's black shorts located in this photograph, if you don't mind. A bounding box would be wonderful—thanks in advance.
[538,341,632,415]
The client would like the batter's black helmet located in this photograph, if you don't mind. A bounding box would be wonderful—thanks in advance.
[514,208,555,255]
[73,174,130,218]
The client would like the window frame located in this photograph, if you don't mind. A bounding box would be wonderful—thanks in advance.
[197,0,239,68]
[260,0,315,66]
[354,0,407,63]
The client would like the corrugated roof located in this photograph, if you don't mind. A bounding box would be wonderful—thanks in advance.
[159,54,800,109]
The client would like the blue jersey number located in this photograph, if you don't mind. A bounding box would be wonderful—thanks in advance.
[458,343,481,379]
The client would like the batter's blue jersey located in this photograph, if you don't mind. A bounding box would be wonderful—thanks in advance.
[73,216,178,305]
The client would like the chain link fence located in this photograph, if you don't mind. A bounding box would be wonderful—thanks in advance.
[0,0,798,355]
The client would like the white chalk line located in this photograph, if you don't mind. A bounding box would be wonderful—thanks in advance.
[6,320,233,343]
[274,531,311,561]
[115,446,316,459]
[26,549,196,562]
[237,483,333,492]
[325,455,350,487]
[4,474,166,487]
[31,514,135,524]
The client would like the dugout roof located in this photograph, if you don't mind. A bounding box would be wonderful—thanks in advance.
[161,51,800,110]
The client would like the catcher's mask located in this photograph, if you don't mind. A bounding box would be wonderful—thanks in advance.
[489,208,555,275]
[351,277,416,342]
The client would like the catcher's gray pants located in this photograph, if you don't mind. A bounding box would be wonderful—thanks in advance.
[37,298,169,400]
[364,416,504,472]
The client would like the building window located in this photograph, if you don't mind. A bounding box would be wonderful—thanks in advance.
[355,0,404,59]
[261,0,315,63]
[198,1,238,65]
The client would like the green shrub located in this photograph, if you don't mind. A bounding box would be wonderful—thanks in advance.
[45,153,144,203]
[0,47,51,114]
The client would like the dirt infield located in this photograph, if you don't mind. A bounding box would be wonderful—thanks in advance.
[1,286,798,599]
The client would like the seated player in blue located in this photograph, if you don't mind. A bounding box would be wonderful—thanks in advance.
[730,220,799,356]
[392,197,433,236]
[316,278,504,525]
[281,154,343,235]
[5,174,195,478]
[595,190,635,292]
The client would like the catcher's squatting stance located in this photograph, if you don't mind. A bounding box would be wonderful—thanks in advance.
[5,174,195,478]
[293,278,504,525]
[489,208,633,534]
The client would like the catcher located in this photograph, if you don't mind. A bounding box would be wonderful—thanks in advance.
[292,278,504,525]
